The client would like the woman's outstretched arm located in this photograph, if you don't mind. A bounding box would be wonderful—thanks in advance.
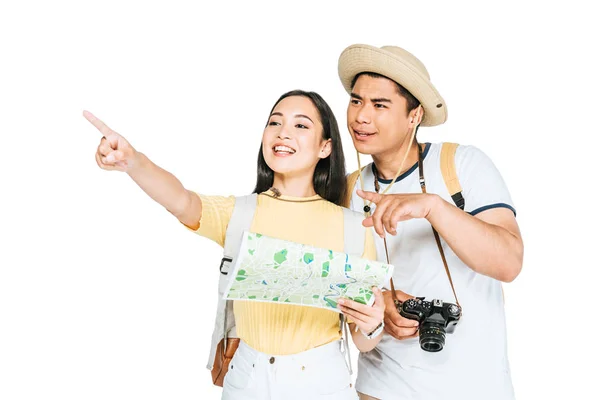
[83,110,202,228]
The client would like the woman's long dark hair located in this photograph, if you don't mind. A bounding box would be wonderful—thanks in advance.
[253,90,347,205]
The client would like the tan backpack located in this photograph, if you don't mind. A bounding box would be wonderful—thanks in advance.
[343,142,506,301]
[344,142,464,209]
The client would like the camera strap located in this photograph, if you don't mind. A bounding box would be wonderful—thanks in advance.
[374,142,461,309]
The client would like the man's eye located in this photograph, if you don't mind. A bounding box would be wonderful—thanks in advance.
[374,104,386,109]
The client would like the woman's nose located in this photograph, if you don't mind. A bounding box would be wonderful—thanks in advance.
[277,125,291,140]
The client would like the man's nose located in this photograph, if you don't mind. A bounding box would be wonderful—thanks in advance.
[356,106,371,124]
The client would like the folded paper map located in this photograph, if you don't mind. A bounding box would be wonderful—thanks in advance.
[223,231,394,312]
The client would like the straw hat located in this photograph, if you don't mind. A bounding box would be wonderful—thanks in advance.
[338,44,447,127]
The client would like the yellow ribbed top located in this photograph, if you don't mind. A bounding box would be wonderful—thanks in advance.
[190,190,376,355]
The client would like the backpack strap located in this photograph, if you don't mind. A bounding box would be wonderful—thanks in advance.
[440,142,465,210]
[343,169,362,208]
[439,143,505,302]
[340,206,369,375]
[221,194,258,274]
[342,207,366,256]
[220,194,257,341]
[208,194,258,371]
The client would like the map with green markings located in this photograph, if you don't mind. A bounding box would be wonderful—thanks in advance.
[223,231,394,311]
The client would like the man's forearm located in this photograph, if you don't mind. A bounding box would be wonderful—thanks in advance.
[425,195,523,282]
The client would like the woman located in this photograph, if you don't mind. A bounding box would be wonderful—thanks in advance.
[84,90,385,399]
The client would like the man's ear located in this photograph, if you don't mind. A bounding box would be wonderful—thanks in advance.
[319,139,333,159]
[409,105,424,126]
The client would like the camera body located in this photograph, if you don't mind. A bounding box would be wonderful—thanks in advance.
[396,297,461,352]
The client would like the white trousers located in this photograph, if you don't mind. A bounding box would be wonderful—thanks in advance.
[222,340,358,400]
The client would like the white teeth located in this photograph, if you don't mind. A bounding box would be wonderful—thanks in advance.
[274,145,295,154]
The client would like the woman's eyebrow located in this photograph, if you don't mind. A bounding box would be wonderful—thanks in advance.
[294,114,314,124]
[270,112,314,124]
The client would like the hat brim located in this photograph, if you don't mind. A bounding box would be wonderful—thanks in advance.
[338,44,447,127]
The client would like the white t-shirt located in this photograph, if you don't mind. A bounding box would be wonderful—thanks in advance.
[349,142,516,400]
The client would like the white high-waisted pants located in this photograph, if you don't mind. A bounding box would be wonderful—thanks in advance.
[222,340,358,400]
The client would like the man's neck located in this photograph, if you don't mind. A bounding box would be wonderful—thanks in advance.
[372,142,423,180]
[271,173,317,197]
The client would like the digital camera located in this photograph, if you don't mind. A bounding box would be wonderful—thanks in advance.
[396,297,461,352]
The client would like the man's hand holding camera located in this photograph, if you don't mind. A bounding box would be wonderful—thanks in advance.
[382,289,419,340]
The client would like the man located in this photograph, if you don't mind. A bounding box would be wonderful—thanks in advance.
[337,44,523,400]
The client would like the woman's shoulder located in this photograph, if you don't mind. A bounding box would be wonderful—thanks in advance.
[321,201,366,227]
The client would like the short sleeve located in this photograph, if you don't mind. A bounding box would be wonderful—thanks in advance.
[185,194,235,247]
[455,145,516,217]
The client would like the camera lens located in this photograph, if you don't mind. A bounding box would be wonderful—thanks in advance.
[419,321,446,352]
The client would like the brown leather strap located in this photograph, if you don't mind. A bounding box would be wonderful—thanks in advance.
[376,142,460,307]
[430,229,460,307]
[417,142,460,308]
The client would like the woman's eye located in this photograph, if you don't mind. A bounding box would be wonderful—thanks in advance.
[296,124,308,129]
[269,121,280,126]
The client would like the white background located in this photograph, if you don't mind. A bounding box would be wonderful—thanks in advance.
[1,1,598,399]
